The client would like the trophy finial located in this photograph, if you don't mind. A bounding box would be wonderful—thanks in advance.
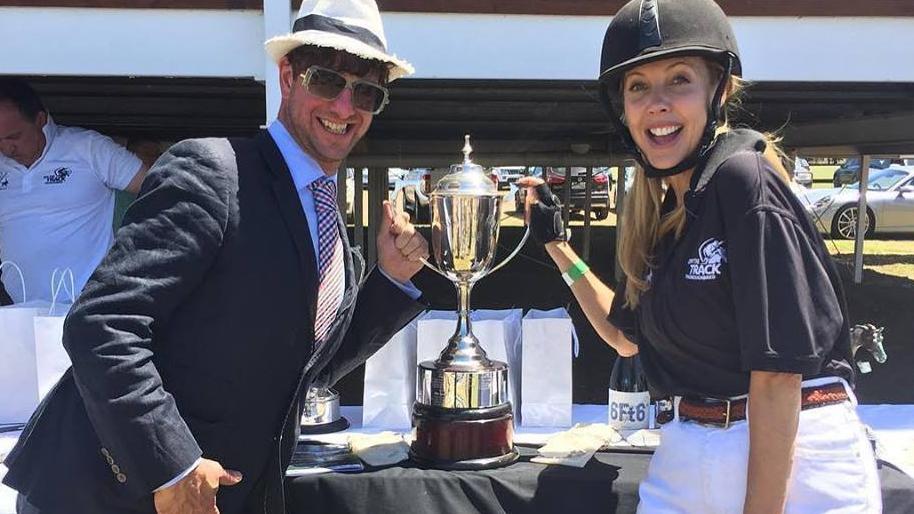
[462,134,473,165]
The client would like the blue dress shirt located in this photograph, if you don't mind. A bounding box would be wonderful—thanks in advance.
[267,120,420,299]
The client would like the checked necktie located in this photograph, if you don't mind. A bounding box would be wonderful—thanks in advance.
[309,176,345,345]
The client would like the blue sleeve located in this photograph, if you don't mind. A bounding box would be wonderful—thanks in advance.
[378,267,422,300]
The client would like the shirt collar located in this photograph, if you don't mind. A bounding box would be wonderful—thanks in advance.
[33,115,58,167]
[267,119,336,191]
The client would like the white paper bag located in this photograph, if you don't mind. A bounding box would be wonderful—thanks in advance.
[0,262,47,423]
[362,320,417,429]
[0,301,47,424]
[32,268,75,401]
[416,309,523,418]
[521,308,574,427]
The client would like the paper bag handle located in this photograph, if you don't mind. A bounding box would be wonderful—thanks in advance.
[50,268,76,315]
[0,260,27,303]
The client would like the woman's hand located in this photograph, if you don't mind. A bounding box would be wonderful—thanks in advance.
[517,177,565,245]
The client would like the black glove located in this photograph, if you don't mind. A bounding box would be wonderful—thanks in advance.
[527,183,566,244]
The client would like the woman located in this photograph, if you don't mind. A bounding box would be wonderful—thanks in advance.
[521,0,881,512]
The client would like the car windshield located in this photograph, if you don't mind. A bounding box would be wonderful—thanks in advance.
[843,158,891,170]
[847,168,909,191]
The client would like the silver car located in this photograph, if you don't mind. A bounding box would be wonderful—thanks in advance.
[800,166,914,239]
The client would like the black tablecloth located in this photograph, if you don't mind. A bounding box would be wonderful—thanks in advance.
[285,446,914,514]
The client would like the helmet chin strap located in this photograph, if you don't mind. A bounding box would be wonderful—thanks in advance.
[608,60,733,180]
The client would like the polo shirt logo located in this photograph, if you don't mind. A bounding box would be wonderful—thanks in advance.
[43,167,72,185]
[686,238,727,281]
[0,172,8,190]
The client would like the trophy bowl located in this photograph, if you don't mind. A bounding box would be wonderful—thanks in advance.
[410,136,528,470]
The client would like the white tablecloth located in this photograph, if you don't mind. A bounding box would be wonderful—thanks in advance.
[2,404,912,514]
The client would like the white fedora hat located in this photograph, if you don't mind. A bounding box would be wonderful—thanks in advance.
[265,0,415,82]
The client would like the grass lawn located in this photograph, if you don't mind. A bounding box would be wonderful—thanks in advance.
[827,238,914,281]
[811,165,837,188]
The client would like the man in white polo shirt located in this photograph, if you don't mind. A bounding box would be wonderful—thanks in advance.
[0,78,148,303]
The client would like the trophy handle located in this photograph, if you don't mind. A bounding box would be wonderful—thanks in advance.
[419,227,530,279]
[487,227,530,275]
[421,257,452,280]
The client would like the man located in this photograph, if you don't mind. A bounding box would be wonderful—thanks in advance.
[2,1,428,513]
[0,78,148,303]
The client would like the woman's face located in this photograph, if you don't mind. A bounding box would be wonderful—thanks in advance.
[622,57,718,170]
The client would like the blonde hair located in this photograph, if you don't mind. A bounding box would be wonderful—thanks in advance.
[619,73,790,308]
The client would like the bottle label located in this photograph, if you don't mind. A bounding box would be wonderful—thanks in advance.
[608,389,651,430]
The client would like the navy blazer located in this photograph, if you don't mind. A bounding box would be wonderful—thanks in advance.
[3,131,425,513]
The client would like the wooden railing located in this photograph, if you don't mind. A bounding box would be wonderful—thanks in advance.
[1,0,911,16]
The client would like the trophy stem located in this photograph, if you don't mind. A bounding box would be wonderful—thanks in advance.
[456,280,473,340]
[436,280,491,368]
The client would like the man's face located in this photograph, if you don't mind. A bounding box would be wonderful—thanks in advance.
[278,57,380,175]
[0,101,47,168]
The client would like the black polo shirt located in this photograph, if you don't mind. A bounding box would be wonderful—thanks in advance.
[609,130,854,399]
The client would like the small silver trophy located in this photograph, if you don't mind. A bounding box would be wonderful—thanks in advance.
[410,135,528,469]
[300,386,349,434]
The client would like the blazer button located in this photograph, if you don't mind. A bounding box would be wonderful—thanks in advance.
[111,464,120,474]
[116,473,127,483]
[101,448,110,457]
[105,456,115,466]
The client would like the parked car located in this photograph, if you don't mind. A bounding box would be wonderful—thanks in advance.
[514,166,613,220]
[793,157,813,188]
[492,166,526,190]
[831,157,914,187]
[801,166,914,239]
[387,168,408,190]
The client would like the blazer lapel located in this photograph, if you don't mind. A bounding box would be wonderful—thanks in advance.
[255,130,319,325]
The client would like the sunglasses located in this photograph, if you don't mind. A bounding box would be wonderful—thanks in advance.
[299,65,390,115]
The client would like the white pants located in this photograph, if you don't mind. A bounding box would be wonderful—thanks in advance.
[637,379,881,514]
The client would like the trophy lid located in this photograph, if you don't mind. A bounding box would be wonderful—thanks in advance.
[432,135,500,197]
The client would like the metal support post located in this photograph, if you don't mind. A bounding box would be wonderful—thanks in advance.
[583,166,593,260]
[366,167,387,267]
[562,167,572,240]
[853,155,870,283]
[353,168,365,251]
[614,163,628,283]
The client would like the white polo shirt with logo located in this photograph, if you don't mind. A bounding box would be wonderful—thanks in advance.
[0,117,142,303]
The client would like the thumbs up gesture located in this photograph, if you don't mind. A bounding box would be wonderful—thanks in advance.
[377,200,429,283]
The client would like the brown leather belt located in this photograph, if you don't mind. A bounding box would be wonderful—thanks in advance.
[676,382,849,429]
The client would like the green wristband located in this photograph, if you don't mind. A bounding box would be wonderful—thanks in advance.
[562,259,590,286]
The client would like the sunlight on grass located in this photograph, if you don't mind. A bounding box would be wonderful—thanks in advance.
[827,239,914,280]
[829,240,914,255]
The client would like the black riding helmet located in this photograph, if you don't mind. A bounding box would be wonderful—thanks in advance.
[598,0,742,178]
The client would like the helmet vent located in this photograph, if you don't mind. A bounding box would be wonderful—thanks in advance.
[638,0,662,50]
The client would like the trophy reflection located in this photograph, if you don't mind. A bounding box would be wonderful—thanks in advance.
[410,136,528,469]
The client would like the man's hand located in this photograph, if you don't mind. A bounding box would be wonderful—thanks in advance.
[153,459,242,514]
[377,200,429,283]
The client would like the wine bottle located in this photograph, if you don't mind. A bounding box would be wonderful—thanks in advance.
[608,355,650,430]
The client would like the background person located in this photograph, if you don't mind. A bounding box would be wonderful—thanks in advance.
[0,264,11,305]
[521,0,880,512]
[3,1,428,513]
[0,78,148,303]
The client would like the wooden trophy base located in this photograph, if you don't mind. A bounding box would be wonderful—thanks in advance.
[410,402,518,470]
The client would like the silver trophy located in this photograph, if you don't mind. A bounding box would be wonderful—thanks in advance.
[410,136,529,469]
[300,386,349,434]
